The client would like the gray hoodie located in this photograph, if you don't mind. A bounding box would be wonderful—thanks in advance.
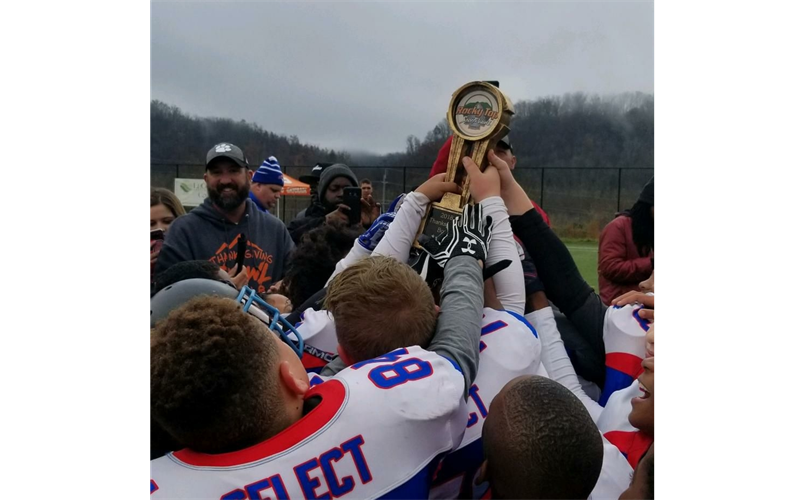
[155,198,295,294]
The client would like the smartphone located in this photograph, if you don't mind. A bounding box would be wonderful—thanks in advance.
[343,187,362,226]
[235,233,247,274]
[150,235,164,277]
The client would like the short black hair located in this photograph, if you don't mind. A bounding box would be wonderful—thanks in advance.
[483,376,603,499]
[360,179,372,185]
[624,200,654,257]
[153,260,223,296]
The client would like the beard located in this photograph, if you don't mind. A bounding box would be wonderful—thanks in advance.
[322,195,342,212]
[208,181,249,211]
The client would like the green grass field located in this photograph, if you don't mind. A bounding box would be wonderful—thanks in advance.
[561,238,599,293]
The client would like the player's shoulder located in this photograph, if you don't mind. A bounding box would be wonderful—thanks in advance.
[296,308,338,372]
[604,304,650,333]
[337,346,465,416]
[482,307,538,339]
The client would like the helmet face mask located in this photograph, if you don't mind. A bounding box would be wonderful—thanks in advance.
[150,278,305,359]
[235,286,305,358]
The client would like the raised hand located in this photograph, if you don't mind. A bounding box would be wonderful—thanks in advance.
[417,203,493,267]
[461,155,500,202]
[415,172,461,202]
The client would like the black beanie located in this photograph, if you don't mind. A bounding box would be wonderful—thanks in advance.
[638,177,654,205]
[318,164,358,199]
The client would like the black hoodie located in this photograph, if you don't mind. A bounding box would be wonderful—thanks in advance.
[155,198,294,294]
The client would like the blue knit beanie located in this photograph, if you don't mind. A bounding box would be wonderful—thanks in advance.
[252,156,284,186]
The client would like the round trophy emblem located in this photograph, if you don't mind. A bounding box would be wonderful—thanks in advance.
[452,85,502,139]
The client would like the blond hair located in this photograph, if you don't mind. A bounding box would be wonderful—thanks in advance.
[324,256,437,362]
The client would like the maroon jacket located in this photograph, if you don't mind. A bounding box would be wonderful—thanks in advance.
[428,135,551,225]
[597,215,652,305]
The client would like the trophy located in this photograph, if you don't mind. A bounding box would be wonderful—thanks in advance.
[414,81,514,248]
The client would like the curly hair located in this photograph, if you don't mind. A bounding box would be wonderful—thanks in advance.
[148,328,182,460]
[283,224,362,308]
[150,296,283,453]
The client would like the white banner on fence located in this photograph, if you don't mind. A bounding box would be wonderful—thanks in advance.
[174,178,208,207]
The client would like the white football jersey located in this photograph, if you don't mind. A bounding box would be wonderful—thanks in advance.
[597,380,653,470]
[590,434,634,500]
[294,308,339,373]
[600,303,650,406]
[430,308,541,500]
[151,346,467,499]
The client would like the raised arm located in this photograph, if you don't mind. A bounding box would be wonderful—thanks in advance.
[480,195,525,314]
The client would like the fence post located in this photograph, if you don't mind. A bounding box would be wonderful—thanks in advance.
[616,168,623,212]
[402,166,407,194]
[282,165,287,223]
[540,168,546,207]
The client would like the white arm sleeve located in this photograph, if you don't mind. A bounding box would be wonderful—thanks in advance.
[526,307,603,422]
[372,191,429,263]
[591,436,634,498]
[479,196,525,315]
[325,239,372,287]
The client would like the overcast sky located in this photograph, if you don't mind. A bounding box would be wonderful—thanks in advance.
[151,1,653,154]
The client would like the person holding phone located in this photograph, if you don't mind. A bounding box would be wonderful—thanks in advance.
[151,187,186,282]
[286,163,379,244]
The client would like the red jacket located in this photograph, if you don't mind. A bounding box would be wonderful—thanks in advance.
[597,215,653,304]
[428,136,551,226]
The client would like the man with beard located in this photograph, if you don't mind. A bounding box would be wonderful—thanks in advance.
[155,142,294,293]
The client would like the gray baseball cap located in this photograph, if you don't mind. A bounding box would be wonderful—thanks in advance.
[205,142,248,169]
[497,135,513,151]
